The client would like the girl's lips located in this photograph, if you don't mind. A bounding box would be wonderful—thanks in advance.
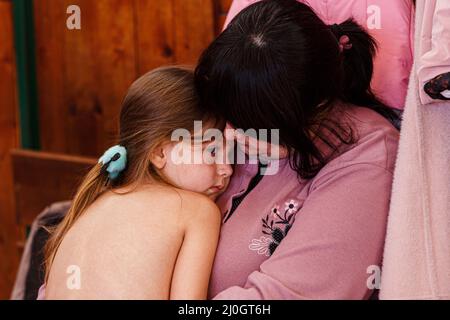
[209,185,224,193]
[208,179,229,195]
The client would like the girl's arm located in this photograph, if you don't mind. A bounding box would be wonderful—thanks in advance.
[169,196,221,300]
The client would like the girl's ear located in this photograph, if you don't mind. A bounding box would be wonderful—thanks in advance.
[149,145,168,169]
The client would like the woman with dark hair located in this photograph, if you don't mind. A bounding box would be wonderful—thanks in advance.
[195,0,400,299]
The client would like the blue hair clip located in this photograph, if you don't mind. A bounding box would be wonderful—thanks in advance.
[98,145,127,180]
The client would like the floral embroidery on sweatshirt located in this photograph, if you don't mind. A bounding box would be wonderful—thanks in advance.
[249,236,272,257]
[249,199,300,256]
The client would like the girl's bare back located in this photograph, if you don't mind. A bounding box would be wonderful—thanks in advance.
[45,184,220,299]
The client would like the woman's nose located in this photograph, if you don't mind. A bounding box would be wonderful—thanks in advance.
[217,163,233,177]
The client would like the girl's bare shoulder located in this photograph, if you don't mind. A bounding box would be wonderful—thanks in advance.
[88,184,219,228]
[129,184,221,227]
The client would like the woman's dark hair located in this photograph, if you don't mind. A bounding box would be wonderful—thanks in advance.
[195,0,399,179]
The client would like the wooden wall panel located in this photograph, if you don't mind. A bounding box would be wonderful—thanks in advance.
[215,0,233,33]
[134,0,175,73]
[34,0,137,157]
[0,0,20,300]
[32,0,66,154]
[34,0,230,157]
[173,0,215,65]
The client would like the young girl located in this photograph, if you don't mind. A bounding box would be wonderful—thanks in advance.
[41,66,233,299]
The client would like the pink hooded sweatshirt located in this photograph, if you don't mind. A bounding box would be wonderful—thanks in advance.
[210,106,399,299]
[223,0,415,110]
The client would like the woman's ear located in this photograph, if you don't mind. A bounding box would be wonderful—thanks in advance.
[149,145,167,169]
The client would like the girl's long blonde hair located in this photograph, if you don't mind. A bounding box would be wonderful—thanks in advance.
[44,66,213,281]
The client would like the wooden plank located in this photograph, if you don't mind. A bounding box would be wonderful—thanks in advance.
[134,0,175,74]
[215,0,233,33]
[0,0,20,300]
[33,0,137,157]
[32,0,66,155]
[11,149,96,227]
[173,0,216,65]
[218,0,232,13]
[216,14,228,33]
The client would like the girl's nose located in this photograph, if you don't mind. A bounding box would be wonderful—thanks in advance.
[217,163,233,177]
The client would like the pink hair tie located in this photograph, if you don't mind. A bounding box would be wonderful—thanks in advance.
[338,35,352,52]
